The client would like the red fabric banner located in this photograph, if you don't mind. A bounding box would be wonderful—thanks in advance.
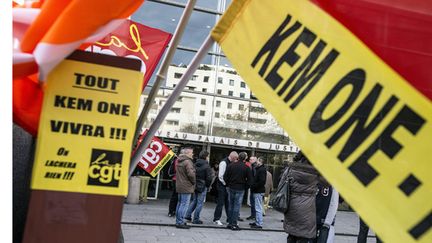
[85,20,172,90]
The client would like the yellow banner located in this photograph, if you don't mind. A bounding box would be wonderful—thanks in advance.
[212,0,432,242]
[31,52,143,196]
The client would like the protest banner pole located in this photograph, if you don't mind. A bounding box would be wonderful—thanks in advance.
[129,35,214,175]
[132,0,197,150]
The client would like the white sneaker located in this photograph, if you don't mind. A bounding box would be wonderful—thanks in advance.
[213,220,223,226]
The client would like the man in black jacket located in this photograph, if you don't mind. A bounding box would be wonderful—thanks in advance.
[185,150,214,224]
[249,157,267,229]
[224,152,252,230]
[213,151,238,226]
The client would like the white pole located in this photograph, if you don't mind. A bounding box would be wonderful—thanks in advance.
[132,0,198,149]
[129,35,215,175]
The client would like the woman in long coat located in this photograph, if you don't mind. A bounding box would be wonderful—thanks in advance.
[280,152,320,243]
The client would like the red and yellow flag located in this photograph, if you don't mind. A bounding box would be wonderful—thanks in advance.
[212,0,432,242]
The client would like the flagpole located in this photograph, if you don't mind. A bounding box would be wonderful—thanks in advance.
[131,0,198,150]
[129,35,214,175]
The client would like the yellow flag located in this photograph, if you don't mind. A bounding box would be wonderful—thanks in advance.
[212,0,432,242]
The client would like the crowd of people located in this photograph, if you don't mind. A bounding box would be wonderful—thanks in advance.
[165,147,378,243]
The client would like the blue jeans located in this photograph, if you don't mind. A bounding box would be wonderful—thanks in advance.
[253,193,264,226]
[186,189,207,222]
[227,188,244,226]
[175,193,191,225]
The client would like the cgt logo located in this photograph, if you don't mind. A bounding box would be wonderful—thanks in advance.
[87,149,123,187]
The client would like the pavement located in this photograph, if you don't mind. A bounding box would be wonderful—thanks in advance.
[121,199,379,243]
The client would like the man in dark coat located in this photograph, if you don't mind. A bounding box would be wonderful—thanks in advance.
[249,157,267,229]
[213,151,238,226]
[224,152,252,230]
[185,150,214,224]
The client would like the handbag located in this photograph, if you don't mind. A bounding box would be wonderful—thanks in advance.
[316,225,335,243]
[271,168,291,214]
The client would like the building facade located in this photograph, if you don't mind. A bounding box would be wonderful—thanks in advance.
[132,0,299,198]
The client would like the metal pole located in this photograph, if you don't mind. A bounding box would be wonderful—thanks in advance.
[129,35,214,175]
[132,0,197,150]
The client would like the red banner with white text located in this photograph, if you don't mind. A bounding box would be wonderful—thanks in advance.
[133,129,175,177]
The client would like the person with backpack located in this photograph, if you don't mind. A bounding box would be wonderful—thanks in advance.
[184,150,214,224]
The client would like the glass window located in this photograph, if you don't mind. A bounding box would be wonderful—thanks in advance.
[180,11,217,49]
[229,79,234,86]
[174,73,182,79]
[200,110,205,116]
[227,103,232,109]
[239,104,244,110]
[203,76,209,82]
[191,75,198,81]
[201,98,206,105]
[219,56,233,68]
[218,77,223,84]
[166,120,179,125]
[240,81,246,88]
[171,108,181,113]
[240,93,245,98]
[188,86,196,91]
[202,88,207,92]
[215,112,220,118]
[131,2,182,33]
[228,91,233,96]
[169,0,220,11]
[172,50,214,67]
[216,100,221,107]
[197,0,220,10]
[217,89,222,94]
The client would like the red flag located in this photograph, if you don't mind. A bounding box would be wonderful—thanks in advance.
[85,20,172,90]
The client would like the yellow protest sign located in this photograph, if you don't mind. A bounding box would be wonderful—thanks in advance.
[212,0,432,242]
[31,51,143,196]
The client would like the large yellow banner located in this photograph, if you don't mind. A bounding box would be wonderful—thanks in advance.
[212,0,432,242]
[31,51,143,196]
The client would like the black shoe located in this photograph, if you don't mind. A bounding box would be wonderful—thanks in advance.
[168,213,175,217]
[175,223,190,229]
[192,220,203,224]
[249,222,257,226]
[185,217,192,222]
[231,225,241,231]
[237,217,244,222]
[246,216,255,220]
[250,224,262,229]
[226,224,233,229]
